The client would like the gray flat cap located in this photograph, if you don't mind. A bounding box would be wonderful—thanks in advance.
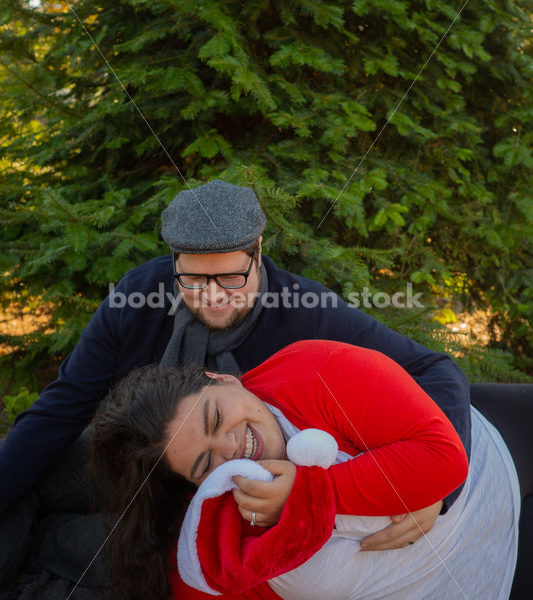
[161,180,266,254]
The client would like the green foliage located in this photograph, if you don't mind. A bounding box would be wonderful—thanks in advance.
[2,388,39,424]
[0,0,532,391]
[382,306,532,383]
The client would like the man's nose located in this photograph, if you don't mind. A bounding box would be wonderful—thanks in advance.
[204,278,227,303]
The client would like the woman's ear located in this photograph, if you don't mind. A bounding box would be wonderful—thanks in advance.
[205,372,242,386]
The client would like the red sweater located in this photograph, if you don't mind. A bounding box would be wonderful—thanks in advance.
[242,340,468,515]
[172,340,468,598]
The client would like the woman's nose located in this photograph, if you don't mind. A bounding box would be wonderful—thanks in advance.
[214,432,239,461]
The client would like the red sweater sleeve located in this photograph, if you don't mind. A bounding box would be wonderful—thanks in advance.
[242,340,468,516]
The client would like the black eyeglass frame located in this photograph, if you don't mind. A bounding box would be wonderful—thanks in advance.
[173,252,256,290]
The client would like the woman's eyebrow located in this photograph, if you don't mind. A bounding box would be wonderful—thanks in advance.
[203,397,211,436]
[190,398,212,480]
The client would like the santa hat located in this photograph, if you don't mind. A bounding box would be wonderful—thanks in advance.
[177,429,339,595]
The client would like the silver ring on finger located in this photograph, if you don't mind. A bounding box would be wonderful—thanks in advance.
[250,512,257,527]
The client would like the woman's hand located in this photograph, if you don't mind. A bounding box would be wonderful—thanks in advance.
[232,459,297,527]
[360,499,444,550]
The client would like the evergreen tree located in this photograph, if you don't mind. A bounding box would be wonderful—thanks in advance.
[0,0,531,398]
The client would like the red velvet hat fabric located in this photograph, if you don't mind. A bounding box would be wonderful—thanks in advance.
[188,465,336,595]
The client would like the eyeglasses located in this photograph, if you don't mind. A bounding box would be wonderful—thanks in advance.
[173,253,256,290]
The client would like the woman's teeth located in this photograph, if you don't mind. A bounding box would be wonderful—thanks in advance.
[244,425,257,459]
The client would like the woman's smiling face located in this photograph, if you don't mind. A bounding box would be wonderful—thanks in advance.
[164,376,286,485]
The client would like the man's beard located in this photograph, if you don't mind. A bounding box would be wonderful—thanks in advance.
[181,264,261,330]
[185,301,252,331]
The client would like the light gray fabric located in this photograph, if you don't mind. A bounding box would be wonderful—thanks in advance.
[159,263,268,373]
[268,407,520,600]
[161,180,266,254]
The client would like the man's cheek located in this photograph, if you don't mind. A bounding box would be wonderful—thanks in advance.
[229,292,247,309]
[185,292,203,308]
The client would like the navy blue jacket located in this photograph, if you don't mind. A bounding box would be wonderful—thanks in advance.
[0,255,471,514]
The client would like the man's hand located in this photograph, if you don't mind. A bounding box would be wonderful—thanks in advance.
[232,459,297,527]
[360,500,443,551]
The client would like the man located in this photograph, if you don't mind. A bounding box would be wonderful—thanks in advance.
[0,180,471,591]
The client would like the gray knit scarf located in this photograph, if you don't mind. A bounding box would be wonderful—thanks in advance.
[160,263,268,373]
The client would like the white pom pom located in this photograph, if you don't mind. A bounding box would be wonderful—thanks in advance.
[286,429,338,468]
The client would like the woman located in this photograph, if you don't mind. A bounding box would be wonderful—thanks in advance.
[90,340,520,600]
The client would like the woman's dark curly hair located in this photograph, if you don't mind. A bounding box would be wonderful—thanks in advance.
[89,364,213,600]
